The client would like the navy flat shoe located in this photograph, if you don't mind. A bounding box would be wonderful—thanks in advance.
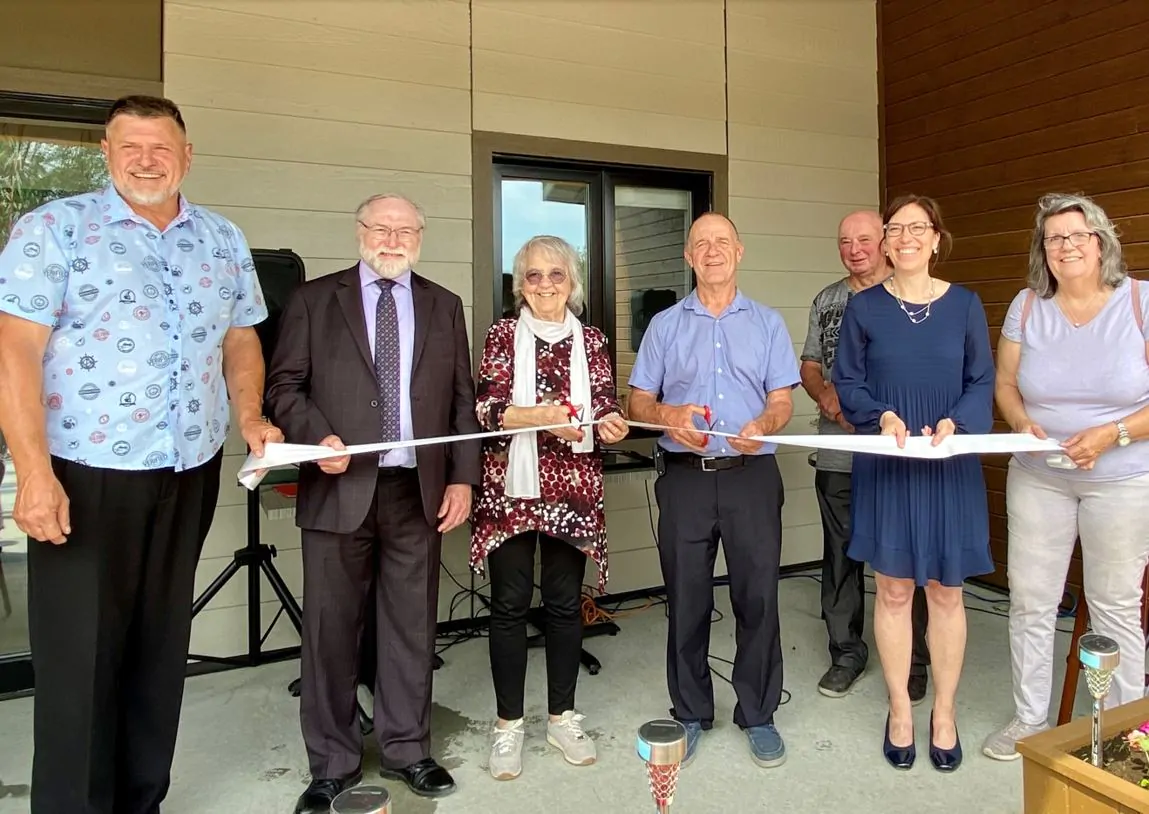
[884,713,915,770]
[929,712,962,772]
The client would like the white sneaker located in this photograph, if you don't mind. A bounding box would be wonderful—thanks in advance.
[489,718,525,780]
[546,710,597,766]
[982,717,1048,761]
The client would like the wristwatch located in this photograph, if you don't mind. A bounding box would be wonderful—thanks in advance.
[1116,420,1131,447]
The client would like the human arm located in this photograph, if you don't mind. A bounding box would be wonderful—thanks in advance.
[263,288,336,446]
[0,314,70,543]
[830,296,896,433]
[587,329,628,445]
[941,293,996,441]
[222,326,283,457]
[626,318,708,453]
[798,298,842,421]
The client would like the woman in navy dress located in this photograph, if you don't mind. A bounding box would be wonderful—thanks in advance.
[832,194,995,774]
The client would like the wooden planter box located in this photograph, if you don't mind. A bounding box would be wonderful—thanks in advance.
[1017,696,1149,813]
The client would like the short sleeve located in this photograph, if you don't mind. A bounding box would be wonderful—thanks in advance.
[764,313,801,392]
[0,209,69,328]
[1137,279,1149,341]
[628,313,667,393]
[1000,287,1030,343]
[799,297,822,363]
[229,224,268,328]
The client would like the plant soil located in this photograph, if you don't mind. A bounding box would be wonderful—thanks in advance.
[1070,734,1149,789]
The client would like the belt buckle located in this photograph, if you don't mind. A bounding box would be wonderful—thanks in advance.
[700,456,718,472]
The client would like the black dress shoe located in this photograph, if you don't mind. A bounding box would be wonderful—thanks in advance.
[294,771,362,813]
[928,713,962,772]
[818,665,863,698]
[883,713,915,770]
[380,757,456,798]
[908,672,928,706]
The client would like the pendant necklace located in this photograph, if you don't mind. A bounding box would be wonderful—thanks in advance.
[890,277,934,324]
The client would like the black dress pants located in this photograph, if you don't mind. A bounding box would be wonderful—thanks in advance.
[28,452,223,814]
[300,468,441,779]
[815,469,931,677]
[487,531,587,720]
[654,454,784,730]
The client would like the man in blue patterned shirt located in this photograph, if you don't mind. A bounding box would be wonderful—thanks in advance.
[0,95,282,814]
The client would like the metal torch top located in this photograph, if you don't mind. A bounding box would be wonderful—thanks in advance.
[637,719,687,766]
[330,786,391,814]
[1078,633,1121,672]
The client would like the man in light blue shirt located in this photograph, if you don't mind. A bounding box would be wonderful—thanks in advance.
[629,212,800,770]
[0,94,281,814]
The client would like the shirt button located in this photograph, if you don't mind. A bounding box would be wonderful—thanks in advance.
[370,399,379,408]
[717,368,722,374]
[715,342,721,348]
[718,393,725,400]
[721,447,727,454]
[720,421,726,426]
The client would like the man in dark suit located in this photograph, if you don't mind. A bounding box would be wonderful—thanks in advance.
[265,193,481,812]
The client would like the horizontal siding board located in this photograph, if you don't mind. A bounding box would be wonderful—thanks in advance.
[729,0,874,31]
[728,88,878,139]
[726,51,877,106]
[727,12,876,70]
[476,0,725,46]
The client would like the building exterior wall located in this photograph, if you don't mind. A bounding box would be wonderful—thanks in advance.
[879,0,1149,593]
[159,0,879,657]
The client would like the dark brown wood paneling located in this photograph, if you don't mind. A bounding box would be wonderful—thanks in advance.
[880,0,1149,592]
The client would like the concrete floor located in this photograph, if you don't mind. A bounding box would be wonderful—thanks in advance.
[0,572,1088,814]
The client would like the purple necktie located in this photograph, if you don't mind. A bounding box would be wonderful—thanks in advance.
[374,279,400,443]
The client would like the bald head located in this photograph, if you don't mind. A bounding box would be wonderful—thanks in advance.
[838,209,885,277]
[685,211,743,289]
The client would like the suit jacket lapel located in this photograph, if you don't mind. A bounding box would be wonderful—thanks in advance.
[411,272,434,371]
[335,266,374,373]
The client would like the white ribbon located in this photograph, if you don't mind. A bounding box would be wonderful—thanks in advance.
[237,420,1062,490]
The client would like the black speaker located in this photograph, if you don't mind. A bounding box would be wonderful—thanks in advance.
[250,248,306,376]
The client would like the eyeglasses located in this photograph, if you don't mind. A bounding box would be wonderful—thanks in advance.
[357,221,422,242]
[1042,231,1095,250]
[524,269,568,286]
[884,221,933,238]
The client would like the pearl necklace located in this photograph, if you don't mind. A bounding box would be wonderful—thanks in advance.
[890,277,934,324]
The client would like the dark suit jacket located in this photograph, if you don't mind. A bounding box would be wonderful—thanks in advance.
[264,265,482,534]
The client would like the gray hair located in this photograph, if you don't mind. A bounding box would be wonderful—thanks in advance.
[354,193,426,229]
[511,235,586,317]
[1028,192,1126,297]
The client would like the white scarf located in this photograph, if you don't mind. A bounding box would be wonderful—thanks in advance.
[505,306,593,499]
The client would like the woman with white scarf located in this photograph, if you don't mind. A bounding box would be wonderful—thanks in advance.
[470,235,628,782]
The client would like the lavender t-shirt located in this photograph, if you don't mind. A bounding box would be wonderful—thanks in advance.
[1002,276,1149,481]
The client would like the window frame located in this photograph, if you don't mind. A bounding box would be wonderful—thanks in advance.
[472,132,728,434]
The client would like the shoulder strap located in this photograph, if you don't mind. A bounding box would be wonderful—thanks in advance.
[1019,289,1037,335]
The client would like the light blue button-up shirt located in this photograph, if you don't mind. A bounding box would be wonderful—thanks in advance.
[0,185,268,472]
[629,289,800,456]
[358,262,415,468]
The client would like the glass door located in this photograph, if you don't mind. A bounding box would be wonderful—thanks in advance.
[0,117,108,695]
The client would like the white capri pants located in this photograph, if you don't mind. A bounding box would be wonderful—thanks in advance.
[1006,459,1149,725]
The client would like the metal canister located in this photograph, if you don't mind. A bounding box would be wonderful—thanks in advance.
[330,785,391,814]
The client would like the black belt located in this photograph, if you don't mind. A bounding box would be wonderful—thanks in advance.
[664,452,747,472]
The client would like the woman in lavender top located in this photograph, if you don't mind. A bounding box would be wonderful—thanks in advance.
[984,193,1149,761]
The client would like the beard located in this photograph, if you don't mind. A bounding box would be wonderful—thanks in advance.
[115,169,180,208]
[360,244,419,279]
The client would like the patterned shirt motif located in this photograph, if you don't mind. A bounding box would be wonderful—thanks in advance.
[470,318,621,591]
[801,278,856,472]
[0,185,267,472]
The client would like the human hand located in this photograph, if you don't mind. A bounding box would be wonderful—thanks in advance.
[658,403,710,453]
[241,416,285,476]
[880,411,908,448]
[14,466,70,544]
[730,417,768,455]
[536,402,585,443]
[596,413,629,445]
[1061,423,1119,471]
[1013,420,1048,440]
[817,383,842,421]
[437,483,472,533]
[922,417,956,447]
[316,435,351,475]
[836,414,855,433]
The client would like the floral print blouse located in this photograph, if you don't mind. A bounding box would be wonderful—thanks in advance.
[470,318,621,590]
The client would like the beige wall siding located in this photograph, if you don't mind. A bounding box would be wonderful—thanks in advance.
[161,0,878,656]
[471,0,727,154]
[725,0,881,567]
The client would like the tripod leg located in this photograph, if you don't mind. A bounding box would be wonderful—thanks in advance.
[260,557,304,635]
[191,558,242,617]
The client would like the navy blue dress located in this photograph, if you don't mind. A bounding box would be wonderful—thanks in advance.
[831,283,995,587]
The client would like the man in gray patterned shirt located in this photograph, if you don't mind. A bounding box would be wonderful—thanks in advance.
[799,210,931,701]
